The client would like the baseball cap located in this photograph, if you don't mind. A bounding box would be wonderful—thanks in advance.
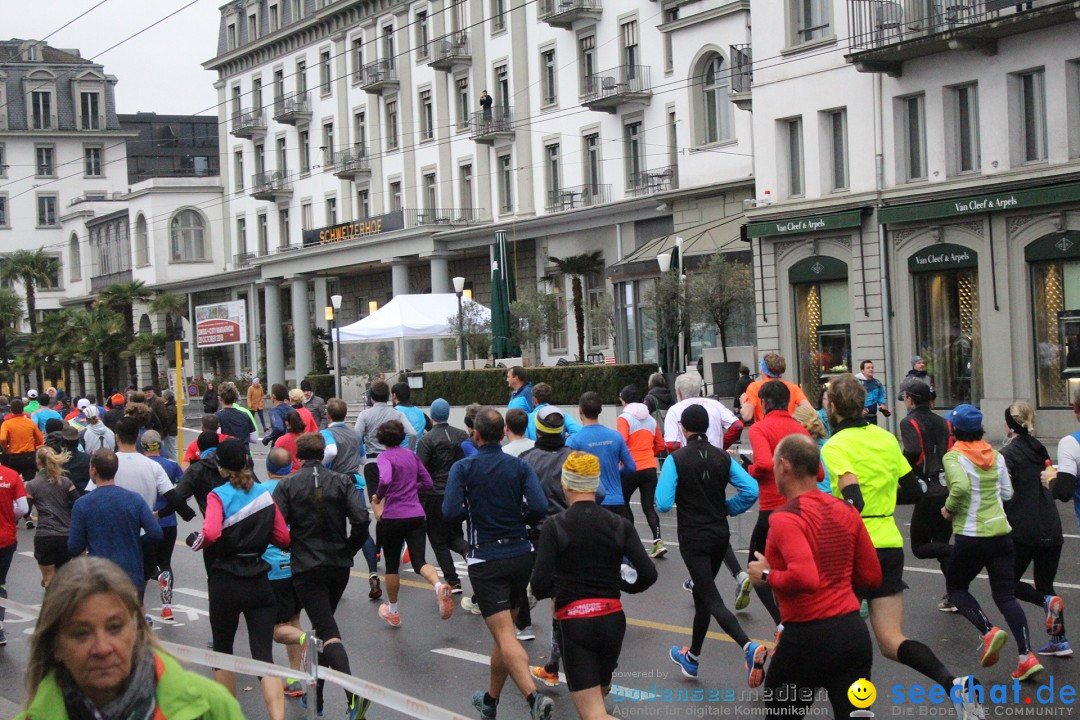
[140,430,162,449]
[430,398,450,423]
[111,393,125,405]
[27,389,38,398]
[535,405,565,434]
[77,398,91,410]
[947,404,983,433]
[898,377,931,404]
[61,424,81,442]
[83,406,100,420]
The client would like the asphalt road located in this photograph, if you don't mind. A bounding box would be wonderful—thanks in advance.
[1,457,1078,719]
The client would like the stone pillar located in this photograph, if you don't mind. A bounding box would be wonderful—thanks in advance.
[248,283,260,377]
[291,275,313,380]
[263,282,284,384]
[391,261,410,297]
[429,255,451,361]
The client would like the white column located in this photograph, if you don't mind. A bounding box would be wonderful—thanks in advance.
[391,261,410,297]
[291,276,313,379]
[313,277,330,333]
[429,255,450,294]
[263,282,284,384]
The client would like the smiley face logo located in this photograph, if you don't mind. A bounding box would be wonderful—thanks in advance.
[848,678,876,709]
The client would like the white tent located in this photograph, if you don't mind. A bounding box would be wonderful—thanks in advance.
[334,293,490,342]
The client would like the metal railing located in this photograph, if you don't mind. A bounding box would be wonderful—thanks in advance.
[538,0,602,19]
[325,146,370,174]
[546,183,611,212]
[469,106,513,137]
[731,44,752,94]
[231,108,265,133]
[405,208,484,227]
[273,92,311,117]
[251,171,292,194]
[90,269,133,292]
[361,58,397,86]
[583,65,651,103]
[847,0,1067,51]
[629,165,678,196]
[428,32,471,62]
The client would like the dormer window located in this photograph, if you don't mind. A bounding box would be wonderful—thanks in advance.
[26,45,37,61]
[32,91,52,129]
[81,92,101,129]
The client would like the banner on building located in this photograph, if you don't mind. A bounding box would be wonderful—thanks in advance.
[194,300,247,347]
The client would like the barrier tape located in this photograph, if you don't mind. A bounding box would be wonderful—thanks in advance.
[0,597,469,720]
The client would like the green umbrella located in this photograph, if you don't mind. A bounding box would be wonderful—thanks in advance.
[491,231,518,358]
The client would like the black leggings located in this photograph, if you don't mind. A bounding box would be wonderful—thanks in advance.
[423,493,468,584]
[363,462,383,558]
[747,511,782,625]
[208,572,276,663]
[680,530,751,654]
[558,611,626,692]
[0,542,15,624]
[764,611,873,718]
[622,468,661,541]
[910,492,952,575]
[947,535,1032,655]
[292,566,355,711]
[1013,541,1063,608]
[380,516,428,574]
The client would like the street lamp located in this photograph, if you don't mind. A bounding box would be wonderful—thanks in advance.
[453,276,466,370]
[330,294,342,398]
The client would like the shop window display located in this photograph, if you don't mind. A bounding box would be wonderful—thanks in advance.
[911,260,981,408]
[791,256,851,407]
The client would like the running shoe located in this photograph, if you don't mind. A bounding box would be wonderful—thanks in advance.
[346,695,372,720]
[649,540,667,559]
[1037,638,1073,657]
[951,676,986,720]
[1045,595,1065,637]
[449,580,463,595]
[0,624,6,646]
[401,547,411,566]
[531,666,559,688]
[378,603,401,627]
[462,596,483,615]
[516,625,535,641]
[669,645,699,679]
[1011,654,1044,682]
[283,680,305,698]
[160,606,173,621]
[734,571,753,611]
[527,584,538,609]
[979,627,1008,668]
[938,594,958,613]
[471,691,497,720]
[437,583,454,620]
[368,574,382,601]
[529,694,554,720]
[682,578,694,594]
[745,642,768,688]
[25,518,34,529]
[299,693,324,718]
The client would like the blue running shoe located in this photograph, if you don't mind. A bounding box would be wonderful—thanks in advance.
[669,645,699,678]
[1037,638,1073,657]
[745,642,768,688]
[299,693,324,718]
[347,695,372,720]
[472,691,497,719]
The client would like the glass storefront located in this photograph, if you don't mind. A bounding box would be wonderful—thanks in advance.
[616,279,658,365]
[909,244,981,408]
[790,256,850,407]
[1026,231,1080,408]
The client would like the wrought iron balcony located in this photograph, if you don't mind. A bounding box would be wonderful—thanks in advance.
[405,208,485,227]
[846,0,1079,75]
[582,66,651,112]
[325,146,371,180]
[537,0,602,29]
[360,58,399,93]
[272,92,312,125]
[230,109,266,139]
[730,44,753,111]
[428,32,471,70]
[251,172,293,201]
[629,165,678,197]
[469,106,514,144]
[233,251,260,268]
[545,183,611,213]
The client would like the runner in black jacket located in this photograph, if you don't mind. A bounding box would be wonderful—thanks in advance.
[416,398,470,591]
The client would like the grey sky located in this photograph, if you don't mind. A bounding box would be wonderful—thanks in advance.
[9,0,223,116]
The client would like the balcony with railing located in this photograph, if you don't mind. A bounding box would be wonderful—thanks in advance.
[405,208,485,227]
[629,165,678,197]
[251,172,293,201]
[582,66,651,112]
[730,44,753,111]
[272,92,312,125]
[360,58,399,93]
[428,32,471,70]
[90,269,132,293]
[846,0,1079,75]
[469,106,515,144]
[537,0,603,29]
[546,183,611,213]
[325,146,371,180]
[233,250,265,268]
[230,109,266,139]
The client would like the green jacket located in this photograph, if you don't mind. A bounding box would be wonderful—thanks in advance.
[18,650,245,720]
[943,445,1013,538]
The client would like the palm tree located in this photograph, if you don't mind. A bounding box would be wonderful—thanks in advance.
[0,288,23,389]
[150,292,188,341]
[73,306,124,399]
[125,332,168,388]
[34,311,73,388]
[546,251,605,362]
[0,249,60,390]
[96,280,153,388]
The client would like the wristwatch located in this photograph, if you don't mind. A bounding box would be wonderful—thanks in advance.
[761,569,771,586]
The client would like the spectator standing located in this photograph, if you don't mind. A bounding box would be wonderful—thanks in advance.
[202,382,219,415]
[103,393,127,431]
[300,379,327,429]
[905,355,937,402]
[506,367,533,413]
[856,360,890,425]
[247,378,267,432]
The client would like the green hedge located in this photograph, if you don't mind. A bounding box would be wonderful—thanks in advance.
[404,364,658,406]
[304,374,336,400]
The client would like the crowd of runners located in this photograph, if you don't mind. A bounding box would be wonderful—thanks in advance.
[0,357,1077,719]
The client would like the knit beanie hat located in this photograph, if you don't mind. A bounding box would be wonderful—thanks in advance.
[430,398,450,423]
[561,451,600,493]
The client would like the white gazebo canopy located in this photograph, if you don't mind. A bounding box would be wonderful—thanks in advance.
[334,293,490,342]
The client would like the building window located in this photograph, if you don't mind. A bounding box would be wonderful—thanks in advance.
[84,146,102,177]
[383,24,395,62]
[80,92,100,130]
[301,203,312,229]
[37,194,58,226]
[901,94,927,182]
[456,77,470,129]
[279,208,290,249]
[624,122,644,188]
[386,99,399,149]
[389,181,402,211]
[420,90,434,140]
[545,143,561,198]
[255,143,265,176]
[269,3,280,31]
[292,0,303,21]
[299,130,310,172]
[69,234,81,281]
[1018,69,1047,163]
[134,214,148,267]
[785,117,804,197]
[31,91,52,129]
[541,49,557,106]
[36,146,54,176]
[621,20,639,69]
[320,50,332,95]
[549,284,567,352]
[578,35,595,96]
[234,151,244,191]
[423,173,437,211]
[354,111,367,149]
[0,145,6,178]
[326,197,337,225]
[236,217,247,256]
[296,59,307,94]
[248,13,258,41]
[252,78,263,112]
[416,12,429,57]
[460,164,473,210]
[492,0,506,31]
[700,54,732,145]
[495,64,510,108]
[170,209,207,261]
[257,213,268,254]
[357,190,370,218]
[587,270,608,350]
[227,23,237,49]
[1028,240,1080,407]
[322,121,334,160]
[276,137,288,176]
[584,133,601,190]
[828,109,848,191]
[792,270,850,404]
[949,84,980,174]
[790,0,831,44]
[0,195,7,228]
[352,36,363,82]
[231,85,242,118]
[498,154,513,211]
[663,8,678,73]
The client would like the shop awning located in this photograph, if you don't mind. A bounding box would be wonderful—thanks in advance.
[606,214,747,278]
[745,209,864,239]
[879,180,1080,225]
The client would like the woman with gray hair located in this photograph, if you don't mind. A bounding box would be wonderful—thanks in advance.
[18,556,243,720]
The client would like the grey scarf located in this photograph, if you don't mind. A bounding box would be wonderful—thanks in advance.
[62,648,157,720]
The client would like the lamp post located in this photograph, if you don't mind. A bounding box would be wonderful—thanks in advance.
[656,236,685,372]
[330,294,342,398]
[453,276,466,370]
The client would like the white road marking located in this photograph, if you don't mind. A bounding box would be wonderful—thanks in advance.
[18,551,33,559]
[168,604,210,621]
[431,647,657,700]
[174,587,210,599]
[904,566,1080,591]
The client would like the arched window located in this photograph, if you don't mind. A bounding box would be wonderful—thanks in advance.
[69,233,81,281]
[170,209,207,262]
[134,214,148,266]
[700,54,731,145]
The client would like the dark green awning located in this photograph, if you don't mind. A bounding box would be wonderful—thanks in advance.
[745,209,863,239]
[880,181,1080,225]
[908,243,978,273]
[789,256,849,284]
[1025,231,1080,263]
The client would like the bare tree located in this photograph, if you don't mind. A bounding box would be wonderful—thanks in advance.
[688,252,754,361]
